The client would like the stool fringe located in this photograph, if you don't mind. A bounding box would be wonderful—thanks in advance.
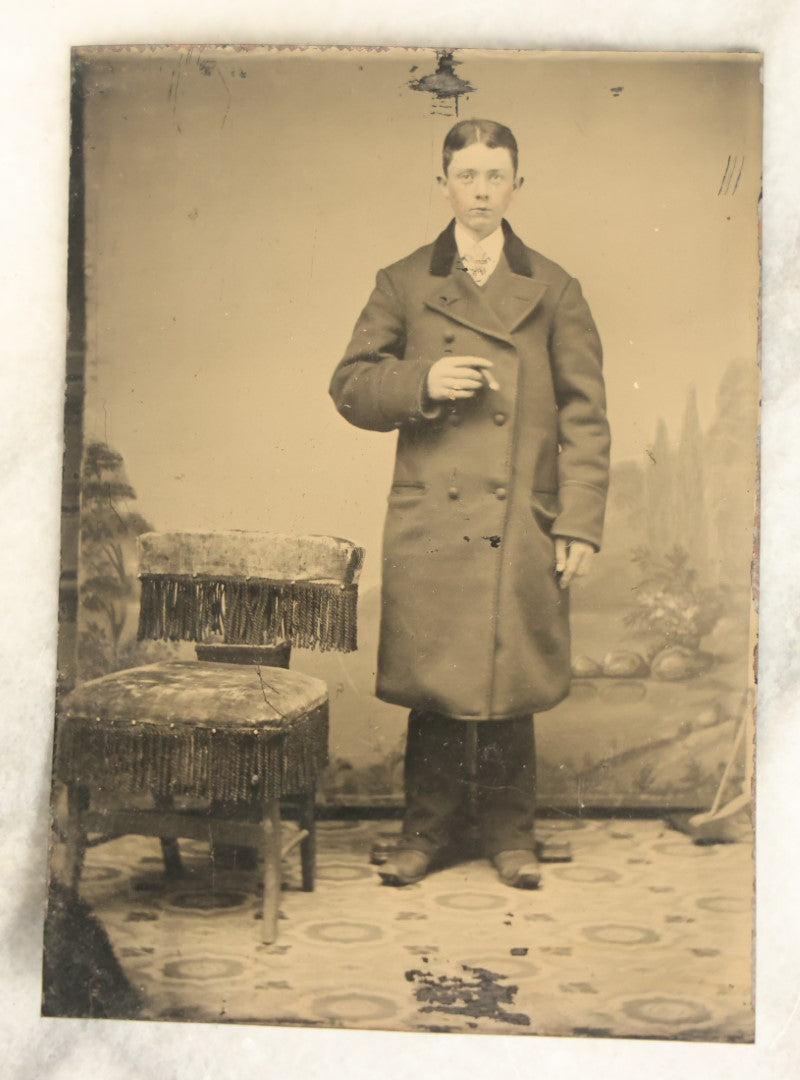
[57,705,329,802]
[137,576,358,652]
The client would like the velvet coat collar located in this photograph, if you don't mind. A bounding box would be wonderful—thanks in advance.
[428,218,534,278]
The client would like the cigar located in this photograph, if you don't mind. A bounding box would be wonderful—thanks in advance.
[481,368,500,392]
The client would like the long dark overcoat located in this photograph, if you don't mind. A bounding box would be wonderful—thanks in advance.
[330,219,610,720]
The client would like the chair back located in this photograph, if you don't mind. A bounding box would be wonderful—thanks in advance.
[137,531,364,652]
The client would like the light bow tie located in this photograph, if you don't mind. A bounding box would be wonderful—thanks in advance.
[461,245,492,286]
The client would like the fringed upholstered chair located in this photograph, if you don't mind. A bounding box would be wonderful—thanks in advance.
[56,531,364,943]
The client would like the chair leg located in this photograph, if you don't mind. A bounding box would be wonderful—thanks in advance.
[260,798,282,944]
[299,788,316,892]
[154,796,184,877]
[159,837,184,877]
[65,784,89,891]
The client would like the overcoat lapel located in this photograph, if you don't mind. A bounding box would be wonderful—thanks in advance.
[423,271,513,344]
[424,219,548,340]
[486,266,550,334]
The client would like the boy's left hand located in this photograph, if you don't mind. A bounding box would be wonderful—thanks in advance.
[554,537,594,589]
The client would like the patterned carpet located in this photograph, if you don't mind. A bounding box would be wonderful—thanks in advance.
[73,816,753,1041]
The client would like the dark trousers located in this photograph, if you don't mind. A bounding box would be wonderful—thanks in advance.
[401,709,536,858]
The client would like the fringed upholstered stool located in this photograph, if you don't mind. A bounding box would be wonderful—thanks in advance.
[56,531,364,943]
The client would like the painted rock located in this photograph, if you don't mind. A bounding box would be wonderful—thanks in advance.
[601,650,650,678]
[571,654,602,678]
[651,645,713,681]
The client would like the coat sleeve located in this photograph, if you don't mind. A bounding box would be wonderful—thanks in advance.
[329,268,441,432]
[548,276,611,551]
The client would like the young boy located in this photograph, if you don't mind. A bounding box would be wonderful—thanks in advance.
[329,119,610,888]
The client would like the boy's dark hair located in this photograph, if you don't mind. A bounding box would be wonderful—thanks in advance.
[442,119,518,176]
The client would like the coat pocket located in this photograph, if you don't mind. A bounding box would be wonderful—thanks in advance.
[388,480,427,504]
[390,481,427,493]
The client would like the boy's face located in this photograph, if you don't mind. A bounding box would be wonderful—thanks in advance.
[438,142,523,241]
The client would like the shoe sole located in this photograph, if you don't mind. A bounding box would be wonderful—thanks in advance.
[495,861,543,889]
[377,855,431,886]
[377,868,426,887]
[508,872,542,889]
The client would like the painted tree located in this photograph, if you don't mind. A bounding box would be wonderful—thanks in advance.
[676,385,710,578]
[78,442,152,679]
[645,417,675,558]
[704,361,759,588]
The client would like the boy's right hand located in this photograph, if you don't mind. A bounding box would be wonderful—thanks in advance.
[426,356,498,401]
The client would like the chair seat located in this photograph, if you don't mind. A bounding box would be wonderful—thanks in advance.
[58,662,328,802]
[62,661,327,730]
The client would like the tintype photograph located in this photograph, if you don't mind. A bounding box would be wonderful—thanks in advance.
[45,45,760,1041]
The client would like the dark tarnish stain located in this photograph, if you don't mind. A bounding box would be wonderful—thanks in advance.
[483,535,502,548]
[406,964,531,1027]
[408,50,476,117]
[610,86,624,97]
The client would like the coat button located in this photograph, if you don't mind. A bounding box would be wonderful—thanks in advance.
[444,332,456,343]
[447,412,461,426]
[494,486,507,500]
[448,486,460,500]
[493,412,507,426]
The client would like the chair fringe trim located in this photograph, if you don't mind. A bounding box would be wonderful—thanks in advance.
[137,575,358,652]
[56,704,328,802]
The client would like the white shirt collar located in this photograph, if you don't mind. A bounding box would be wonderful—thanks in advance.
[454,222,505,264]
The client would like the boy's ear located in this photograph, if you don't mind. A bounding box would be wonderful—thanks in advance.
[436,175,453,205]
[514,175,525,191]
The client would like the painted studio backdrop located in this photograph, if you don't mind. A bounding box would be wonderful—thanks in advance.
[70,48,760,811]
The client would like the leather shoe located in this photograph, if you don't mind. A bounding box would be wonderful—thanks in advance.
[378,849,432,886]
[492,849,542,889]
